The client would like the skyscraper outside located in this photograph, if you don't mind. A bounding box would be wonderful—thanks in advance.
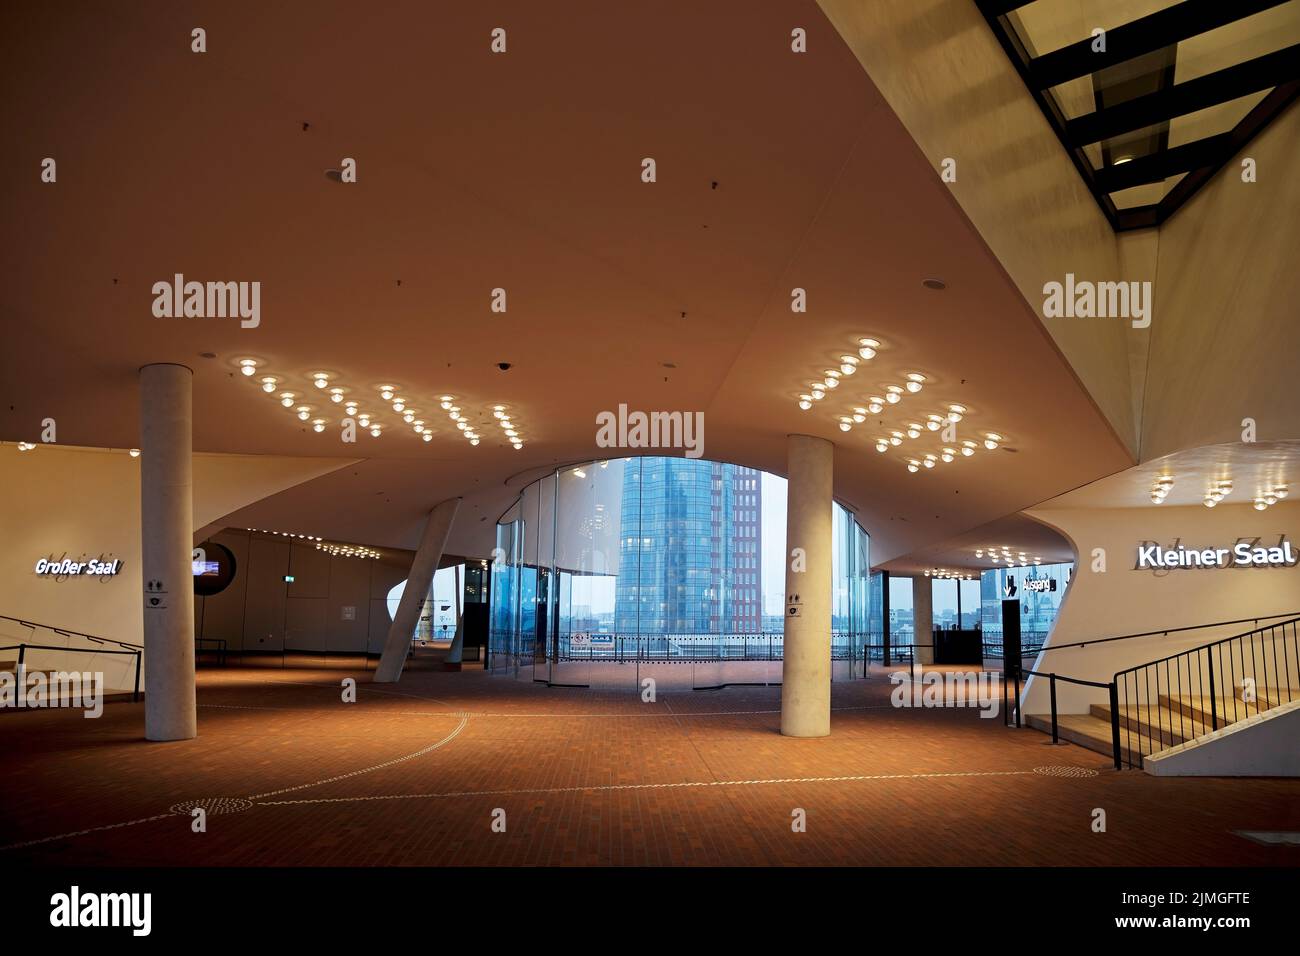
[614,458,762,634]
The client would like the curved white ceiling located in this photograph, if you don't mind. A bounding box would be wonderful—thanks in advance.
[0,0,1133,565]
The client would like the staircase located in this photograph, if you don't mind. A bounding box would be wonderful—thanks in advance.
[0,614,143,710]
[1023,616,1299,768]
[1027,684,1287,765]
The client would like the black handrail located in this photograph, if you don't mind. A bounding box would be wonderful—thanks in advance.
[1038,611,1299,654]
[0,614,143,652]
[0,642,142,703]
[1017,667,1121,769]
[1112,616,1299,769]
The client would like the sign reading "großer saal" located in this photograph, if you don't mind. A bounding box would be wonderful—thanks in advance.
[33,554,124,580]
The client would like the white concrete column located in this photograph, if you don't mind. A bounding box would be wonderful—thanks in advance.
[140,363,196,741]
[912,575,934,665]
[781,434,833,738]
[374,497,460,682]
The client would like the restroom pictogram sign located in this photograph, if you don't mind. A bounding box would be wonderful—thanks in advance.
[786,592,802,618]
[145,578,168,610]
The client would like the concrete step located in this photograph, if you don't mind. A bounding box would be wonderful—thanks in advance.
[1240,686,1294,709]
[1160,690,1295,727]
[1025,712,1144,765]
[1091,702,1213,748]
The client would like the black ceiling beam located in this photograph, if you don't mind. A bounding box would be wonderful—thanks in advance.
[974,0,1036,16]
[1067,44,1300,145]
[1093,132,1232,192]
[1115,205,1161,230]
[1154,80,1300,225]
[1028,0,1290,90]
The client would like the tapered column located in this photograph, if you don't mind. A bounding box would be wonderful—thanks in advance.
[374,498,460,682]
[140,363,196,741]
[912,575,934,665]
[781,434,833,737]
[445,563,465,665]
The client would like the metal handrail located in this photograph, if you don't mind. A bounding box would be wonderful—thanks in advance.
[1114,615,1300,674]
[0,613,143,652]
[1112,616,1298,769]
[1016,667,1121,768]
[1039,611,1299,654]
[1,642,142,702]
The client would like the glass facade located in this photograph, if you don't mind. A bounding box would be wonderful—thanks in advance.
[980,561,1074,659]
[487,456,871,684]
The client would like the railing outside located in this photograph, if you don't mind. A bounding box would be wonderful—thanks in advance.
[551,631,869,663]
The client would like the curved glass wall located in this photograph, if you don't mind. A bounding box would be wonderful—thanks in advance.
[488,457,870,689]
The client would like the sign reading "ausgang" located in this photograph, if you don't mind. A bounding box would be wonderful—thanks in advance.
[1135,537,1296,571]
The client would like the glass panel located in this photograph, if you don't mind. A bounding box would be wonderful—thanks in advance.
[487,456,870,691]
[980,562,1074,670]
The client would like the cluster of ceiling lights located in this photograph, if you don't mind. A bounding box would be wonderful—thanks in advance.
[923,568,975,580]
[244,528,324,541]
[1252,484,1288,511]
[897,428,1004,472]
[488,403,524,450]
[975,547,1042,567]
[1149,474,1175,504]
[791,338,1005,471]
[435,395,478,446]
[1201,477,1230,508]
[795,337,887,410]
[1146,470,1292,510]
[235,359,521,448]
[315,541,381,559]
[11,443,143,457]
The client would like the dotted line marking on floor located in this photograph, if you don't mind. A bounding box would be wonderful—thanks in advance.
[0,813,176,852]
[255,768,1048,807]
[0,716,470,852]
[197,702,900,719]
[244,715,469,801]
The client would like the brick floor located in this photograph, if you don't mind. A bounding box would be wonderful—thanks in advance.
[1,655,1296,866]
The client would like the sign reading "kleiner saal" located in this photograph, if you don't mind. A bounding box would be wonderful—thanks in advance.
[1136,537,1296,571]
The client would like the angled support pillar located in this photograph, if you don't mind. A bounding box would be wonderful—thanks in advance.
[912,575,934,665]
[140,363,197,741]
[780,434,832,738]
[374,497,460,683]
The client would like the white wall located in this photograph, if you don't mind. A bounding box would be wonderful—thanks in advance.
[195,529,412,655]
[1021,500,1300,714]
[0,444,353,679]
[1145,700,1300,778]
